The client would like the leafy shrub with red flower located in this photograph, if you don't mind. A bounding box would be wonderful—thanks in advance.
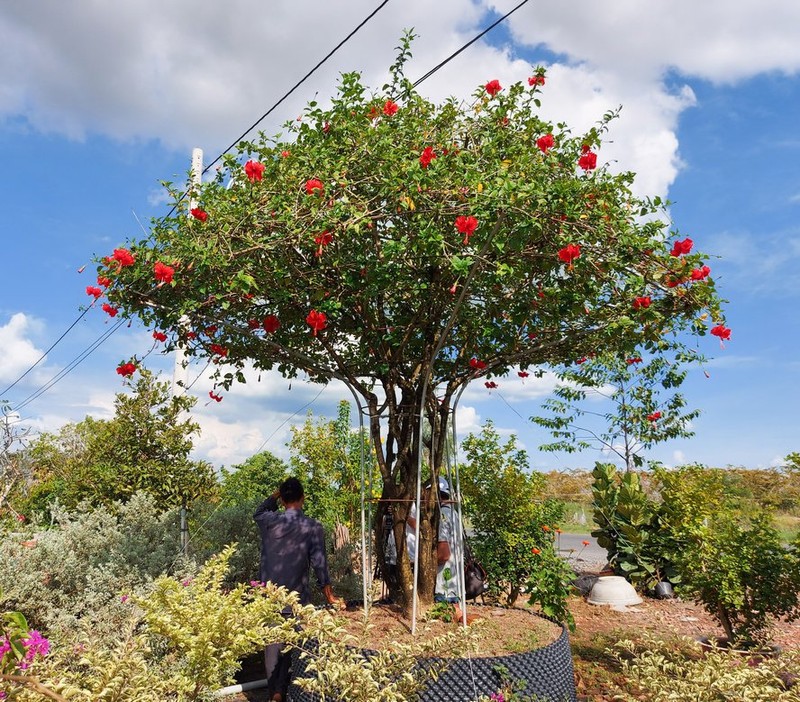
[94,34,724,607]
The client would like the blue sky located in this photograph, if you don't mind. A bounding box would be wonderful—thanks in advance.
[1,1,799,472]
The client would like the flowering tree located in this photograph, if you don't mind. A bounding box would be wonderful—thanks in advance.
[533,347,702,471]
[97,37,724,609]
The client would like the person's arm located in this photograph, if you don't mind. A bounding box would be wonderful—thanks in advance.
[310,523,344,609]
[437,540,452,566]
[253,489,281,520]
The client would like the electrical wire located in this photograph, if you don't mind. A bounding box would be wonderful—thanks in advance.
[412,0,531,87]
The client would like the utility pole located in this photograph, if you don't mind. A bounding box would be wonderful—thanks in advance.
[177,148,203,557]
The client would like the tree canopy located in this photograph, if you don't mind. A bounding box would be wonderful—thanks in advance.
[96,36,725,606]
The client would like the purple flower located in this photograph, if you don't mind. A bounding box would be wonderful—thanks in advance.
[490,694,505,702]
[22,630,50,659]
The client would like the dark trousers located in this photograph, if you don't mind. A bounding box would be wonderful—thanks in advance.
[265,642,291,699]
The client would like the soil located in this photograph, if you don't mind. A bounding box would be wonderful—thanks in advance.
[227,569,800,701]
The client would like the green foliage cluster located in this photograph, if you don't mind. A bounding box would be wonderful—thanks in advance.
[459,421,573,628]
[612,636,800,701]
[534,350,700,471]
[592,462,800,645]
[11,370,216,519]
[0,492,186,636]
[2,547,471,702]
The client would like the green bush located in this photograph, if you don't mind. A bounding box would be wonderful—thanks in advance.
[0,492,188,637]
[613,636,800,701]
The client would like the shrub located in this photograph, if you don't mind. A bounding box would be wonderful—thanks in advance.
[613,636,800,701]
[0,492,187,637]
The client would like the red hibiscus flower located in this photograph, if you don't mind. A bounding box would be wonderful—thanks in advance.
[578,149,597,171]
[305,178,324,195]
[314,230,333,256]
[263,315,280,333]
[485,79,502,97]
[690,265,711,281]
[244,160,265,182]
[208,391,223,403]
[102,303,118,317]
[185,331,197,340]
[419,146,437,169]
[153,331,167,342]
[646,411,662,422]
[86,286,103,299]
[558,243,581,265]
[306,310,327,336]
[484,381,498,389]
[626,357,642,365]
[154,262,175,284]
[210,343,228,358]
[633,296,651,309]
[454,215,479,244]
[206,325,218,335]
[112,248,135,267]
[469,357,486,370]
[383,99,399,116]
[518,370,530,378]
[528,74,546,86]
[531,548,541,555]
[281,150,290,158]
[670,238,693,256]
[576,357,587,365]
[537,133,554,153]
[190,208,208,222]
[247,319,260,330]
[116,361,137,377]
[710,324,731,341]
[97,276,112,288]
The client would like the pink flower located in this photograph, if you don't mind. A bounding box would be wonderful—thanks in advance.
[190,208,208,222]
[558,243,581,265]
[154,262,175,284]
[305,178,324,195]
[454,215,479,245]
[86,286,103,299]
[263,315,280,333]
[244,160,265,182]
[102,303,118,317]
[537,133,554,153]
[670,238,693,256]
[112,248,135,267]
[419,146,437,169]
[306,309,327,335]
[485,79,502,97]
[710,324,731,341]
[383,100,399,116]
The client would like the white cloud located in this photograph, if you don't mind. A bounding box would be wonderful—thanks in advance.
[0,313,52,385]
[673,449,686,465]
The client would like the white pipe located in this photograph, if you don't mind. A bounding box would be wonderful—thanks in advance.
[212,677,269,697]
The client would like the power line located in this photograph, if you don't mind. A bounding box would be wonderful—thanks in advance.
[412,0,531,87]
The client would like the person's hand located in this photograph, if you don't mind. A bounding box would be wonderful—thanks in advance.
[322,585,344,610]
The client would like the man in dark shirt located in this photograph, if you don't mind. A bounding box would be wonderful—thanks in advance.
[254,477,341,702]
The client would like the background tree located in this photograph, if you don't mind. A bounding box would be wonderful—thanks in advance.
[19,370,216,516]
[289,401,373,532]
[533,348,701,471]
[218,450,289,507]
[100,35,724,608]
[459,421,565,606]
[0,404,32,521]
